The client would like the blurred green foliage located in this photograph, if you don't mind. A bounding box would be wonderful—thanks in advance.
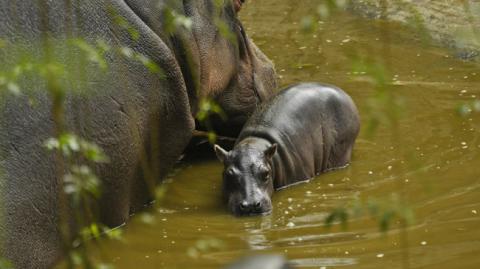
[326,194,415,232]
[458,99,480,117]
[44,133,109,163]
[71,39,111,71]
[294,5,417,269]
[108,7,140,41]
[351,55,405,137]
[196,98,227,144]
[300,0,347,33]
[0,258,13,269]
[163,8,193,34]
[44,132,115,269]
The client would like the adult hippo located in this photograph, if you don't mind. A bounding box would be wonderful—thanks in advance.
[0,0,276,268]
[214,83,360,216]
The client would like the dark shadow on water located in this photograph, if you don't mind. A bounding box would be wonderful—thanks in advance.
[182,131,237,162]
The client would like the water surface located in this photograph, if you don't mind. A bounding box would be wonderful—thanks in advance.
[95,1,480,268]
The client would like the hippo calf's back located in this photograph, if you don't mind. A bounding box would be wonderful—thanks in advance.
[238,83,360,188]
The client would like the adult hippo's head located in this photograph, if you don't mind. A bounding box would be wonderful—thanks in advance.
[187,0,277,134]
[126,0,277,135]
[214,139,277,216]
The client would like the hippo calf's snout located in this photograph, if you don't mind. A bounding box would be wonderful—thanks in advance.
[239,200,261,212]
[235,196,272,216]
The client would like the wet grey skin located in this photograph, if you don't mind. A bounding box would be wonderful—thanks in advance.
[215,83,360,216]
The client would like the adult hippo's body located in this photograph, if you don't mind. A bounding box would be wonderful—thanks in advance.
[215,83,360,216]
[0,1,276,268]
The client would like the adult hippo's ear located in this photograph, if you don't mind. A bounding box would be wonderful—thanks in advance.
[264,143,277,159]
[214,144,230,163]
[233,0,245,13]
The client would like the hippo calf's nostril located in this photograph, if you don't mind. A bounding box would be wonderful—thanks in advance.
[240,201,248,210]
[254,201,261,209]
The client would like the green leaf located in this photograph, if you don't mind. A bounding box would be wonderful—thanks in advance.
[136,54,162,75]
[187,238,225,259]
[473,100,480,112]
[215,20,236,43]
[44,138,60,151]
[71,39,109,71]
[301,16,316,33]
[317,4,330,19]
[196,98,226,122]
[6,82,20,95]
[140,213,155,225]
[96,263,115,269]
[325,207,349,228]
[0,258,13,269]
[70,251,82,266]
[105,228,123,240]
[380,210,394,232]
[119,46,134,58]
[44,133,109,163]
[207,132,217,144]
[457,103,472,117]
[90,223,101,239]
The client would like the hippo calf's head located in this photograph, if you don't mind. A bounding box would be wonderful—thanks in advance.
[214,140,277,216]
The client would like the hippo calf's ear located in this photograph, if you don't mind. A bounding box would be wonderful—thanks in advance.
[264,143,277,159]
[214,144,229,163]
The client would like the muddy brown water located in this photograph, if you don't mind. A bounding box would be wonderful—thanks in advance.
[93,1,480,268]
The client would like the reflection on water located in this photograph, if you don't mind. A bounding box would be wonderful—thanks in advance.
[290,257,357,267]
[94,0,480,268]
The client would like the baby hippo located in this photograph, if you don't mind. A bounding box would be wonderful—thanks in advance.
[214,83,360,216]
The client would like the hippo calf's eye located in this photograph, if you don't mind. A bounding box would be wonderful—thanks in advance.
[261,174,270,182]
[226,168,236,177]
[258,166,270,181]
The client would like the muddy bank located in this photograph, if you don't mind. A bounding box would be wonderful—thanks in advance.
[348,0,480,60]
